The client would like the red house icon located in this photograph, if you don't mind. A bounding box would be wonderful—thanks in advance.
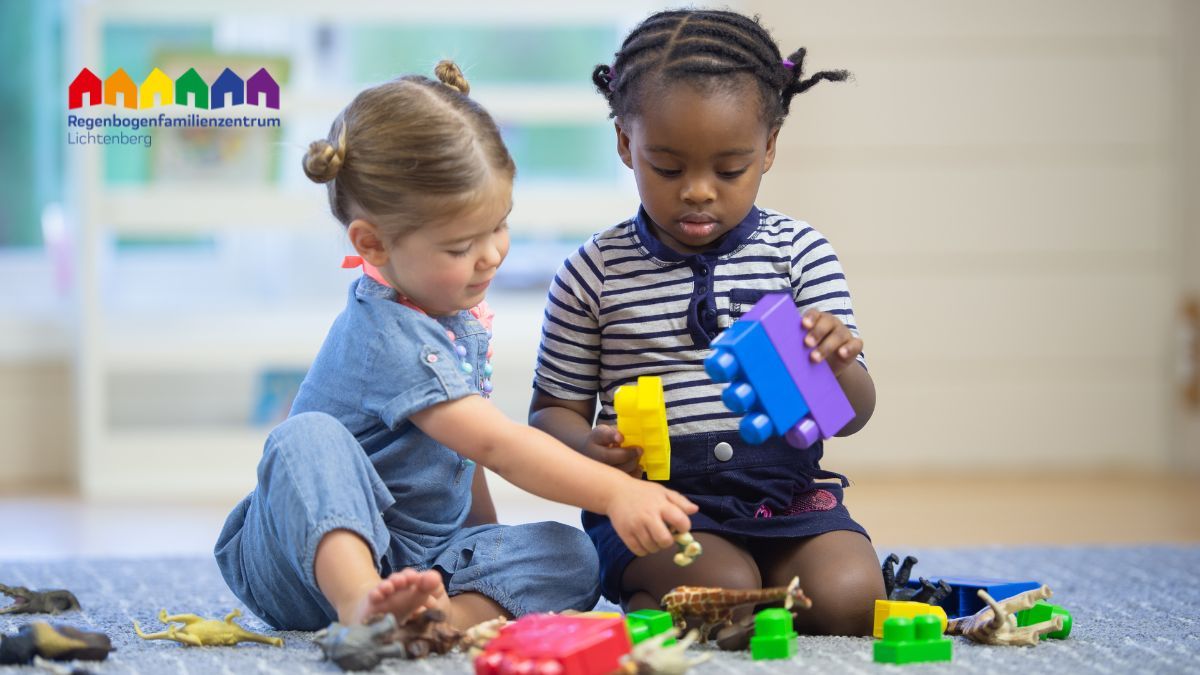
[68,68,102,109]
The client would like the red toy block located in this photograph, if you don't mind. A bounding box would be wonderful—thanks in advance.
[742,293,855,444]
[474,614,631,675]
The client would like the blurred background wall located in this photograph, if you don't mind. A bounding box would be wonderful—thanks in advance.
[0,1,1197,512]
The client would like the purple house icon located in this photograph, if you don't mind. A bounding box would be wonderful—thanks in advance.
[69,68,101,109]
[246,68,280,109]
[211,68,245,109]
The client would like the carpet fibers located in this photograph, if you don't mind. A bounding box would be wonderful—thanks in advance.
[2,545,1198,673]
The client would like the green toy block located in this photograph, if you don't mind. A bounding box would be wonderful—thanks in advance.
[1016,601,1072,639]
[625,609,675,646]
[873,615,952,665]
[750,608,798,661]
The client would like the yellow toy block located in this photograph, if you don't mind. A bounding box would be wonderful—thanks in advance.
[614,376,671,480]
[873,600,948,639]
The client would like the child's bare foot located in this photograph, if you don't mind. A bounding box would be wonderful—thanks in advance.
[341,568,449,625]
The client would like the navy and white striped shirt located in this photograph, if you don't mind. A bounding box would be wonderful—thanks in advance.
[534,206,864,437]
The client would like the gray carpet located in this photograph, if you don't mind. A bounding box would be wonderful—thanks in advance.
[2,545,1198,674]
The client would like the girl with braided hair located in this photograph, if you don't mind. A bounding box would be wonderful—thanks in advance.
[530,10,885,639]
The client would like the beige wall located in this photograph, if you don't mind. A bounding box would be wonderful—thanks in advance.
[745,0,1190,473]
[0,362,72,490]
[1175,0,1200,470]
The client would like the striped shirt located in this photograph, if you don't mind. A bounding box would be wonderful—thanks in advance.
[534,205,864,437]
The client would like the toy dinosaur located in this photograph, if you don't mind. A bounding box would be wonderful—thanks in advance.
[946,585,1063,646]
[0,622,112,664]
[459,616,509,656]
[0,583,81,614]
[660,576,811,643]
[315,609,461,670]
[133,608,283,647]
[672,532,703,567]
[881,554,952,604]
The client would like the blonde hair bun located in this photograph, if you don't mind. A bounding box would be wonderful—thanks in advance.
[435,60,470,95]
[303,137,344,184]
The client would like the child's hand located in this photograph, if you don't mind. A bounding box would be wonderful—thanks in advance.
[605,480,697,557]
[801,309,864,376]
[581,425,643,477]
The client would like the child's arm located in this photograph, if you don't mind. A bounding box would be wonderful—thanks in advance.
[528,391,642,475]
[410,395,696,556]
[801,309,876,436]
[463,468,498,526]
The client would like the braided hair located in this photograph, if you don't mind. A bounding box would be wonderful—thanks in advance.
[592,9,849,127]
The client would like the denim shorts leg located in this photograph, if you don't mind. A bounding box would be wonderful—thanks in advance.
[430,521,600,616]
[214,411,398,630]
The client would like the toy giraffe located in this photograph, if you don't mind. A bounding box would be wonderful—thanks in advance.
[660,576,811,642]
[133,608,283,647]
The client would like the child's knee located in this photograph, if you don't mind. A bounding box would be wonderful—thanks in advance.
[530,523,601,608]
[801,563,885,636]
[260,412,362,477]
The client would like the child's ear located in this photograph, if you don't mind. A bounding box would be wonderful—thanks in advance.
[614,119,634,169]
[347,219,390,267]
[762,126,781,174]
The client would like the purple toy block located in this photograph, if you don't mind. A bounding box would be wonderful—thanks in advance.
[743,294,855,443]
[705,321,811,445]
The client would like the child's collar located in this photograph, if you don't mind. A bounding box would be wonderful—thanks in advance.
[633,205,761,262]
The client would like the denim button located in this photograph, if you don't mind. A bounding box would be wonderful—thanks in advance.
[696,284,707,294]
[714,442,733,461]
[698,266,708,276]
[703,309,716,320]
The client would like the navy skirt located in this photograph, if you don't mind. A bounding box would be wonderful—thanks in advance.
[583,430,869,603]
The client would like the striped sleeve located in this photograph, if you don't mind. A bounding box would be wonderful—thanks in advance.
[787,220,867,365]
[533,236,605,400]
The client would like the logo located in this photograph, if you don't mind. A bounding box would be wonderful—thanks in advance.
[68,67,280,110]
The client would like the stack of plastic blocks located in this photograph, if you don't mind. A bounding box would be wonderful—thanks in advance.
[873,615,952,665]
[873,599,948,639]
[750,608,798,660]
[624,609,675,646]
[704,293,854,448]
[613,375,671,480]
[474,614,630,675]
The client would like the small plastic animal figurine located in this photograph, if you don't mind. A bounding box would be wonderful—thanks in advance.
[0,622,113,664]
[619,629,709,674]
[133,608,283,647]
[660,576,811,643]
[672,532,702,567]
[0,583,81,614]
[946,586,1064,646]
[315,610,461,670]
[881,554,952,604]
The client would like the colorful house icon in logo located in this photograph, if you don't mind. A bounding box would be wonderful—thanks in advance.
[139,68,173,108]
[246,68,280,110]
[68,68,101,109]
[175,68,209,109]
[103,68,137,109]
[211,68,244,109]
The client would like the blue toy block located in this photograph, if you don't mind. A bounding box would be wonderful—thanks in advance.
[907,576,1041,619]
[743,294,855,443]
[705,320,810,445]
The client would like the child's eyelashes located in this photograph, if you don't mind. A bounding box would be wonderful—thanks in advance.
[651,166,682,178]
[649,166,750,179]
[717,168,749,179]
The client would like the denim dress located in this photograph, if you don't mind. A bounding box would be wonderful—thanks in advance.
[215,276,599,630]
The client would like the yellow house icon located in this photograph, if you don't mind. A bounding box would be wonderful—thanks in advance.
[139,68,173,109]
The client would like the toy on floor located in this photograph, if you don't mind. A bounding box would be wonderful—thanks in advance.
[705,294,855,448]
[0,622,112,664]
[946,586,1063,646]
[614,375,672,481]
[872,599,948,639]
[133,608,283,647]
[1015,600,1072,639]
[460,616,509,657]
[0,583,81,614]
[621,629,708,674]
[626,608,676,646]
[474,613,631,675]
[881,554,952,604]
[912,575,1042,619]
[672,532,703,567]
[749,608,798,661]
[660,575,811,643]
[315,609,461,670]
[873,615,952,665]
